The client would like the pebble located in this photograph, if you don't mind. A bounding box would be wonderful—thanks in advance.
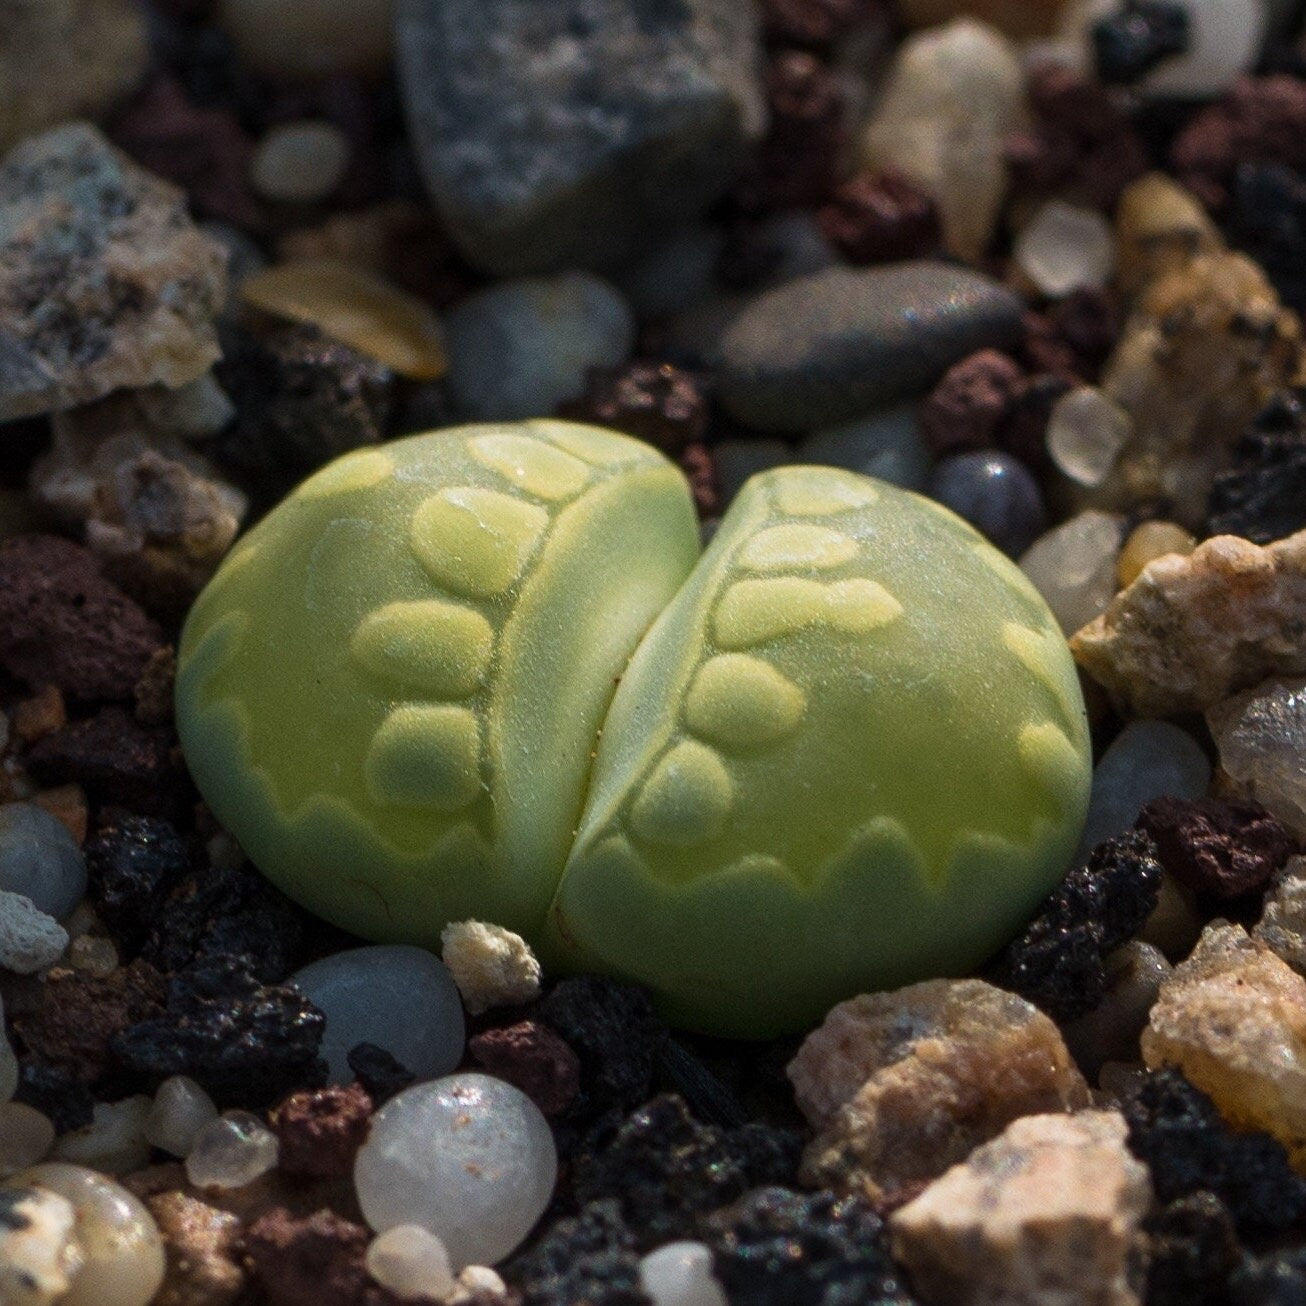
[1046,386,1133,489]
[440,921,541,1016]
[1092,0,1193,85]
[816,171,943,268]
[291,944,466,1086]
[354,1073,558,1268]
[897,0,1073,37]
[710,439,792,506]
[1207,394,1306,545]
[185,1112,280,1190]
[798,406,931,491]
[926,451,1047,557]
[145,1076,220,1159]
[612,223,725,320]
[1137,0,1268,98]
[0,1184,83,1306]
[365,1224,456,1300]
[919,350,1023,457]
[1063,941,1172,1081]
[0,124,227,423]
[858,19,1026,262]
[1116,521,1196,589]
[1019,510,1126,635]
[1207,677,1306,839]
[1076,720,1211,859]
[1,995,18,1102]
[250,121,352,205]
[1255,856,1306,976]
[268,1082,373,1178]
[718,262,1024,431]
[638,1241,728,1306]
[218,0,395,78]
[890,1111,1151,1306]
[242,259,447,382]
[144,1190,245,1306]
[1114,173,1222,299]
[0,1103,55,1176]
[445,272,635,422]
[1072,530,1306,717]
[0,804,86,923]
[395,0,765,275]
[49,1096,151,1175]
[0,892,68,974]
[790,979,1089,1205]
[1015,200,1116,298]
[1142,923,1306,1166]
[12,1162,165,1306]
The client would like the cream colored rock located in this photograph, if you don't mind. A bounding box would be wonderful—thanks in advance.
[1114,174,1223,299]
[440,920,542,1015]
[1142,923,1306,1168]
[145,1190,246,1306]
[1072,530,1306,718]
[1255,857,1306,975]
[859,19,1026,262]
[897,0,1073,37]
[0,1185,84,1306]
[791,979,1090,1203]
[891,1111,1151,1306]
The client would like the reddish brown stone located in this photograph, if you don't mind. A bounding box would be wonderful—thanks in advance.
[270,1083,374,1179]
[817,171,942,266]
[0,535,163,702]
[1136,797,1298,900]
[13,685,67,744]
[680,443,720,520]
[919,350,1025,455]
[556,361,708,457]
[468,1020,582,1118]
[760,0,883,47]
[134,645,177,727]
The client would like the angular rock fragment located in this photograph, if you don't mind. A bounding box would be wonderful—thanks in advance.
[1072,530,1306,717]
[1255,856,1306,975]
[145,1190,246,1306]
[0,124,227,421]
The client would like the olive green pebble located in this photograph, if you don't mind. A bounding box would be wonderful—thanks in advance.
[176,420,1091,1037]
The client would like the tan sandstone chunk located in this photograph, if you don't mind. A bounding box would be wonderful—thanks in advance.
[1255,857,1306,976]
[1072,530,1306,718]
[1114,173,1223,298]
[146,1191,245,1306]
[1142,922,1306,1168]
[790,979,1090,1204]
[890,1110,1152,1306]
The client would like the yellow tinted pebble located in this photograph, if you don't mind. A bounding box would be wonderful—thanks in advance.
[774,469,879,516]
[1117,520,1197,588]
[296,448,395,500]
[630,741,734,846]
[468,434,590,501]
[410,487,549,597]
[350,601,495,698]
[365,704,483,811]
[685,654,806,750]
[739,524,859,572]
[714,577,904,648]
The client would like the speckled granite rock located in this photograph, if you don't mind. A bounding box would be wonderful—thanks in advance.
[890,1111,1152,1306]
[0,124,227,421]
[395,0,766,275]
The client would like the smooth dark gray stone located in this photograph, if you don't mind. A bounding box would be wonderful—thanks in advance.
[718,263,1025,432]
[395,0,766,277]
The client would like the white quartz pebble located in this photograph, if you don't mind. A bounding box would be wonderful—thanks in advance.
[219,0,394,79]
[1140,0,1267,98]
[366,1224,457,1300]
[145,1076,219,1159]
[1046,387,1132,488]
[0,890,69,974]
[355,1073,558,1268]
[251,121,351,205]
[52,1096,152,1175]
[0,1185,83,1306]
[0,1102,55,1176]
[639,1241,729,1306]
[185,1112,280,1190]
[292,944,466,1085]
[1015,201,1115,297]
[13,1162,165,1306]
[1019,510,1126,635]
[0,803,87,921]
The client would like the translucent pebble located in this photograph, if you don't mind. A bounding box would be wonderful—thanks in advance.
[1,995,17,1101]
[354,1073,558,1268]
[0,1101,55,1175]
[250,121,351,205]
[927,451,1046,557]
[291,944,466,1085]
[1208,678,1306,839]
[1019,510,1126,635]
[13,1162,165,1306]
[145,1076,219,1158]
[639,1241,729,1306]
[184,1112,280,1190]
[1046,387,1132,489]
[1139,0,1267,98]
[712,439,791,506]
[0,802,87,920]
[799,405,932,491]
[1015,201,1115,297]
[366,1225,457,1300]
[218,0,394,78]
[1075,720,1211,859]
[1116,521,1196,589]
[52,1096,152,1175]
[65,933,119,977]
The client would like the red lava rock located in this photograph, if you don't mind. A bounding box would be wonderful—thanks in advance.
[1136,797,1298,900]
[816,171,942,266]
[919,350,1025,455]
[1172,76,1306,209]
[243,1207,428,1306]
[557,362,708,457]
[12,960,166,1081]
[0,535,163,702]
[134,646,177,727]
[760,0,883,47]
[468,1020,583,1118]
[270,1083,375,1179]
[680,443,720,520]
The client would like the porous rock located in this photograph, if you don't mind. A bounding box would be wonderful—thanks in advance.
[0,891,69,975]
[145,1190,245,1306]
[441,920,541,1016]
[268,1082,373,1179]
[1071,529,1306,717]
[790,978,1090,1204]
[395,0,767,275]
[890,1111,1152,1306]
[0,123,226,421]
[467,1022,580,1119]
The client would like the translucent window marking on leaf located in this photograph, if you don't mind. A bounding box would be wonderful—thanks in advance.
[350,601,496,699]
[713,577,904,648]
[738,523,859,571]
[468,433,590,500]
[297,447,395,500]
[773,468,879,515]
[630,740,735,846]
[365,704,484,812]
[684,654,806,750]
[410,486,549,597]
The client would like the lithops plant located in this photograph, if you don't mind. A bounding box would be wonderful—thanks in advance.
[176,420,1091,1036]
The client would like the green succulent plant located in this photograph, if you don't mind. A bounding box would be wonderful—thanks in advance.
[176,420,1090,1036]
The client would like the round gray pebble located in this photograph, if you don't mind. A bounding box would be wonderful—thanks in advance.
[927,451,1047,557]
[0,804,87,922]
[798,404,931,491]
